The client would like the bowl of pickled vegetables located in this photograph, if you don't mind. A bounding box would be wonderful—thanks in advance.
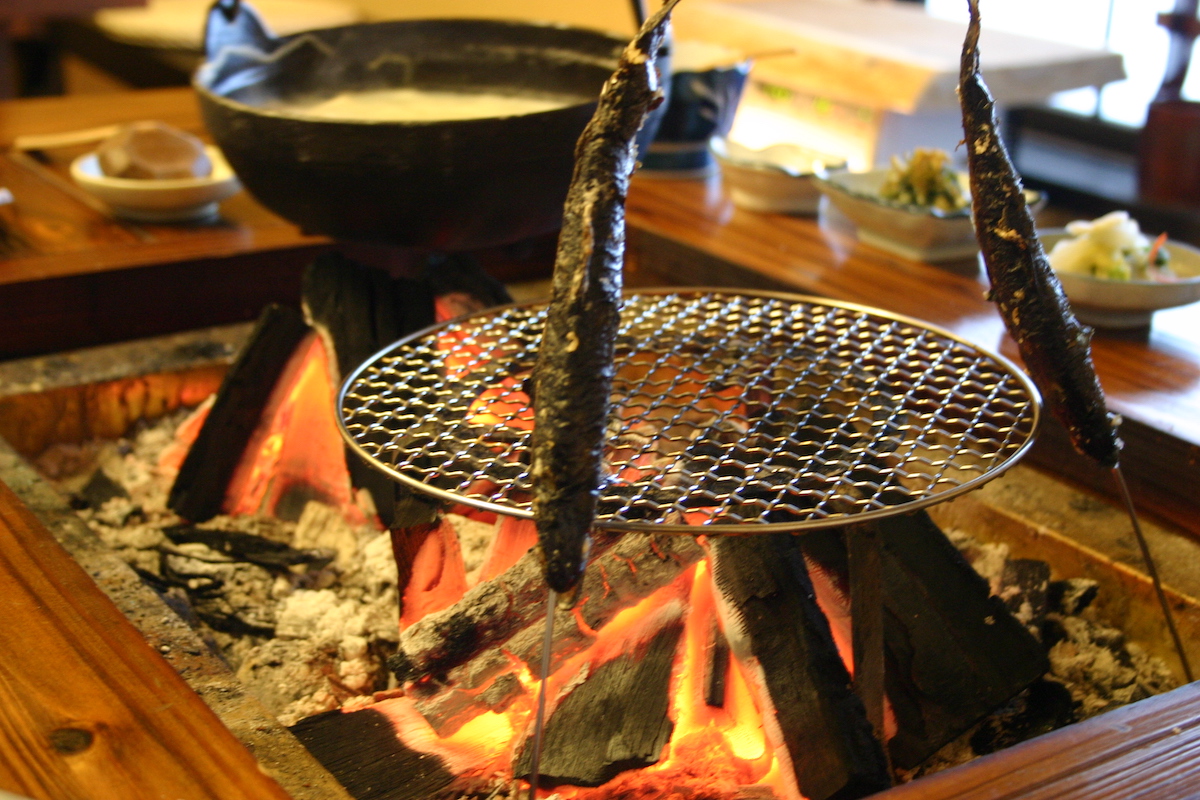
[816,148,1043,263]
[1043,211,1200,329]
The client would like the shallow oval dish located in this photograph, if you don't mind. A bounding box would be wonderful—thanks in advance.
[815,168,1045,264]
[71,146,241,222]
[1041,229,1200,329]
[815,168,976,262]
[712,138,845,215]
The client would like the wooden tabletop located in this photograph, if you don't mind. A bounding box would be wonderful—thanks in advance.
[0,478,296,800]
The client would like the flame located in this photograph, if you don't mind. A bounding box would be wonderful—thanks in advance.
[474,515,540,585]
[377,557,807,800]
[401,518,470,629]
[222,333,366,523]
[157,395,214,475]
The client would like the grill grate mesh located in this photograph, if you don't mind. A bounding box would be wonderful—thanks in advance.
[339,290,1040,532]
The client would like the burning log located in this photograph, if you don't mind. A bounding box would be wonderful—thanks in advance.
[705,617,732,708]
[169,304,309,522]
[391,529,703,689]
[800,509,1049,770]
[708,533,893,800]
[302,253,436,527]
[388,530,619,684]
[290,707,455,800]
[396,530,704,735]
[503,530,704,672]
[512,605,686,787]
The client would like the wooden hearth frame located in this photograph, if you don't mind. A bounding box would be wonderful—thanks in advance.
[0,330,1197,800]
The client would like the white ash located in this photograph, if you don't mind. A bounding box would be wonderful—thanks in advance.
[40,409,405,727]
[902,528,1181,780]
[1047,614,1176,718]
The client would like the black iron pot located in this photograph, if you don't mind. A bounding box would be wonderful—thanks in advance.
[194,0,668,251]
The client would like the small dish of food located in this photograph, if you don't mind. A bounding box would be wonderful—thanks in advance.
[815,148,1043,263]
[1043,211,1200,329]
[816,148,976,262]
[711,137,845,215]
[70,121,241,222]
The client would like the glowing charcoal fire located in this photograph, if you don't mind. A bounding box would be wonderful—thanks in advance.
[322,330,898,800]
[160,289,1044,800]
[369,558,806,800]
[224,332,367,522]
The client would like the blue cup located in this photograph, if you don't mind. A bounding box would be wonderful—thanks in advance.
[641,42,751,178]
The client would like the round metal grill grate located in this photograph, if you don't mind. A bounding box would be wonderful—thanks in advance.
[339,290,1040,533]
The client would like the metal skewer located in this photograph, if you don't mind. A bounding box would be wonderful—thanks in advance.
[1111,466,1193,682]
[527,590,558,800]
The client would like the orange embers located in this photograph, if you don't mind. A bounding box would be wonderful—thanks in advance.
[400,518,471,630]
[223,332,366,523]
[373,540,811,800]
[621,559,789,800]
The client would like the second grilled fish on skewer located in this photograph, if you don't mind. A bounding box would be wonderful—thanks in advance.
[959,0,1121,468]
[959,0,1192,681]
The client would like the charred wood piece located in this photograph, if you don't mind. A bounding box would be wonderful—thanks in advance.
[1047,577,1100,616]
[709,533,892,800]
[847,525,886,747]
[290,707,455,800]
[513,612,685,788]
[396,527,701,684]
[705,618,731,708]
[404,532,703,735]
[801,510,1049,771]
[162,523,336,570]
[168,304,309,522]
[1002,558,1051,623]
[504,531,703,673]
[389,531,624,684]
[302,252,435,528]
[76,469,129,509]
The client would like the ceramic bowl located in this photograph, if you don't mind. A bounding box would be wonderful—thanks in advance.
[816,169,1046,263]
[1041,229,1200,329]
[70,146,241,222]
[712,138,846,215]
[815,169,976,262]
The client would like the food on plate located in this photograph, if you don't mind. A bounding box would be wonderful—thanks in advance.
[531,0,677,595]
[97,121,213,180]
[1047,211,1173,281]
[878,147,968,213]
[959,0,1122,468]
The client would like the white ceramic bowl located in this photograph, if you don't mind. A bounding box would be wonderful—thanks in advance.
[712,138,845,215]
[70,145,241,222]
[815,169,976,262]
[816,169,1046,263]
[1041,229,1200,329]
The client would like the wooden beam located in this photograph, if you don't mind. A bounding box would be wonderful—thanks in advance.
[0,479,293,800]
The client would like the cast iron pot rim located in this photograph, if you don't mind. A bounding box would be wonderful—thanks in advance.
[193,16,628,129]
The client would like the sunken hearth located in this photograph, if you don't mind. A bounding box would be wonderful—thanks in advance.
[0,275,1197,800]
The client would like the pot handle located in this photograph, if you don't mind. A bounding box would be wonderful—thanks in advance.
[204,0,276,59]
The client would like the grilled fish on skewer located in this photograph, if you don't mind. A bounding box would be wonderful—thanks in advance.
[960,1,1192,681]
[531,0,679,595]
[959,0,1121,467]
